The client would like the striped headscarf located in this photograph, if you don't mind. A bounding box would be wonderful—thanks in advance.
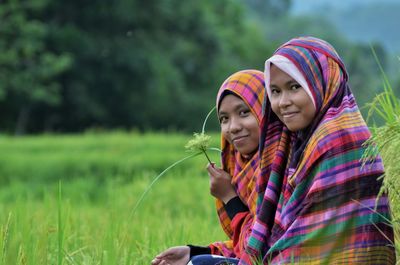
[240,37,395,264]
[209,70,264,258]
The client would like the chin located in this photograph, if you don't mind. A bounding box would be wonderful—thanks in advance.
[286,123,301,132]
[288,128,300,132]
[237,148,247,155]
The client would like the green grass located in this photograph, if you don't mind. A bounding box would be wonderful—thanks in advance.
[363,68,400,261]
[1,112,399,264]
[0,132,219,184]
[0,132,225,264]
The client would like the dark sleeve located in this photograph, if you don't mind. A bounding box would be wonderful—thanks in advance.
[224,196,249,220]
[187,244,211,258]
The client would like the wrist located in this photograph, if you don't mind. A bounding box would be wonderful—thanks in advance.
[222,191,238,204]
[224,196,249,219]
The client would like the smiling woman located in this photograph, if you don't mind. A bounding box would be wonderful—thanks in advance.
[239,36,395,265]
[218,94,259,157]
[152,70,273,265]
[268,63,316,132]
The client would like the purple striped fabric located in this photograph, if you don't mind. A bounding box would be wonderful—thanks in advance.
[239,37,395,264]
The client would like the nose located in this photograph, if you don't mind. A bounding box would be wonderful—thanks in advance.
[229,116,242,134]
[279,91,291,108]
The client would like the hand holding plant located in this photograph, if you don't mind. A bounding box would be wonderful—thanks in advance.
[131,106,220,217]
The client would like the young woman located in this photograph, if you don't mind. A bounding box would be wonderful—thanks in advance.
[152,69,281,265]
[239,37,396,264]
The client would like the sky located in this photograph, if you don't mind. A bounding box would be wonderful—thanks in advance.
[289,0,400,55]
[290,0,399,14]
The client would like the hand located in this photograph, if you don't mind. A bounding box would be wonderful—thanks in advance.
[151,246,190,265]
[207,163,237,204]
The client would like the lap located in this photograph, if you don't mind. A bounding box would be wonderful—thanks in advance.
[188,255,239,265]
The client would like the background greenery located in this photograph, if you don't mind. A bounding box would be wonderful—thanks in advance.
[0,0,397,134]
[0,132,224,264]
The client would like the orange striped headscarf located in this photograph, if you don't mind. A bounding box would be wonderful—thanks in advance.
[210,70,265,257]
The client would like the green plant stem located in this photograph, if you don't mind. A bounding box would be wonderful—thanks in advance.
[202,149,212,164]
[202,106,216,133]
[130,152,202,218]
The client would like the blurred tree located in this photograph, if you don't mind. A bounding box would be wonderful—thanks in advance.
[39,0,273,132]
[0,0,387,133]
[0,0,71,135]
[246,0,292,18]
[243,4,389,121]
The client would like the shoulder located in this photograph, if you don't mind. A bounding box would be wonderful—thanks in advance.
[307,110,371,159]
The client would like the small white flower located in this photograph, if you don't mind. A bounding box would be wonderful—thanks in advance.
[185,132,212,163]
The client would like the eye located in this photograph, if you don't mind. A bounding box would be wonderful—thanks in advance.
[239,109,250,117]
[219,115,228,124]
[290,83,302,90]
[270,87,280,95]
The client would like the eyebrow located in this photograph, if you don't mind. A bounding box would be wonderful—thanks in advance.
[218,102,248,116]
[270,79,298,88]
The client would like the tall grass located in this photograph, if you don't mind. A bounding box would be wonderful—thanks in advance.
[364,57,400,261]
[0,132,224,264]
[2,99,399,264]
[0,132,219,185]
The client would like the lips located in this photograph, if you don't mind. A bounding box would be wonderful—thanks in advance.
[232,135,248,143]
[281,111,298,118]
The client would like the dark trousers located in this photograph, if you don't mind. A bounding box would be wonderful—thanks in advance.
[188,255,239,265]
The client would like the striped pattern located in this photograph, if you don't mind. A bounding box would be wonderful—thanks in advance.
[240,37,395,264]
[210,70,265,257]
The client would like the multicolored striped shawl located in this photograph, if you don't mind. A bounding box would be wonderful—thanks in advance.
[209,70,264,257]
[240,37,395,264]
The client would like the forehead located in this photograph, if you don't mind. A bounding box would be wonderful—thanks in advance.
[270,64,295,83]
[219,94,246,111]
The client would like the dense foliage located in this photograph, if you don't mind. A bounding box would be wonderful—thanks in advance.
[0,0,393,134]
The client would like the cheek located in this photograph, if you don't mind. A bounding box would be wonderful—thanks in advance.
[220,125,231,142]
[248,118,260,147]
[304,99,317,120]
[270,99,280,115]
[306,106,317,122]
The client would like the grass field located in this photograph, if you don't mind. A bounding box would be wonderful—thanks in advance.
[0,132,226,264]
[0,130,398,264]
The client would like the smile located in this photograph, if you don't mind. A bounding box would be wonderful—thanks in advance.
[232,135,248,143]
[282,112,298,118]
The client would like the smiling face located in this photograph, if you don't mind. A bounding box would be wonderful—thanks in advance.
[269,64,316,132]
[218,94,259,157]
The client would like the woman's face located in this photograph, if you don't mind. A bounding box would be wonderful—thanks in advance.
[269,64,316,132]
[218,94,259,156]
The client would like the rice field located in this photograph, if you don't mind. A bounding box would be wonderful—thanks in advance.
[1,116,399,264]
[0,132,226,264]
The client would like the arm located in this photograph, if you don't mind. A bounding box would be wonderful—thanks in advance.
[151,246,190,265]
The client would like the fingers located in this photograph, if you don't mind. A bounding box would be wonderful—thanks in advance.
[151,257,172,265]
[159,260,170,265]
[155,246,176,258]
[206,162,215,172]
[151,258,161,265]
[207,163,223,176]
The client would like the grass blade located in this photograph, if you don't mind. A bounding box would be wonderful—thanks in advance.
[130,152,202,218]
[201,106,216,134]
[1,212,12,264]
[58,180,63,265]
